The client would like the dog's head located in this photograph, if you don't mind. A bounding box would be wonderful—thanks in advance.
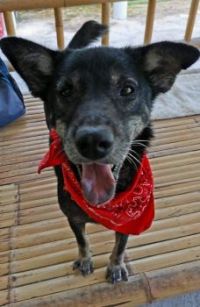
[1,21,199,205]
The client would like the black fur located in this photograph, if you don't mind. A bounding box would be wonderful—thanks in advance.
[1,21,199,283]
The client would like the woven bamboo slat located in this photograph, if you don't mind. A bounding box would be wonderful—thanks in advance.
[6,232,200,280]
[6,262,200,307]
[151,151,200,170]
[0,290,8,306]
[19,197,58,210]
[0,156,47,174]
[0,210,198,253]
[149,144,200,159]
[0,94,200,306]
[2,243,199,296]
[9,263,199,307]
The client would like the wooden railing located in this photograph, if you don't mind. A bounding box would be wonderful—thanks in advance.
[0,0,126,49]
[0,0,199,49]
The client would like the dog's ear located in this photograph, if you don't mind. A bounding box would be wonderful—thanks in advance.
[127,42,200,95]
[0,37,59,97]
[68,20,108,49]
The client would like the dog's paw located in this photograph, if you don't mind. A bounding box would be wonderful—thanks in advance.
[106,262,129,284]
[73,257,94,276]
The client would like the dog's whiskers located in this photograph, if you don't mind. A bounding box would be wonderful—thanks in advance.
[134,139,149,142]
[129,153,140,166]
[126,155,138,170]
[128,148,141,159]
[131,141,147,148]
[129,152,141,164]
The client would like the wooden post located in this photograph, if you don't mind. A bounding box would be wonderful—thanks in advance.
[54,7,65,49]
[3,11,16,36]
[144,0,156,45]
[101,2,110,46]
[0,1,128,12]
[184,0,200,42]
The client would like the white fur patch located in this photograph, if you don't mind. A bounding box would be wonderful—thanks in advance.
[129,116,145,139]
[144,50,161,71]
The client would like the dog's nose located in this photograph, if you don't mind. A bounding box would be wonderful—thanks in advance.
[75,126,114,160]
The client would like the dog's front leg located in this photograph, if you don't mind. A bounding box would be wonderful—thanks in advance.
[106,232,129,283]
[69,221,94,276]
[55,166,93,276]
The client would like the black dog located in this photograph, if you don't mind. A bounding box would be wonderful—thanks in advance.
[1,21,199,283]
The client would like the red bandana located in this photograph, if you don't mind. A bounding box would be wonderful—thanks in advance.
[38,129,154,235]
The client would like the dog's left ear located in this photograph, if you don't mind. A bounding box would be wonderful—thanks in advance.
[0,37,59,98]
[128,42,200,95]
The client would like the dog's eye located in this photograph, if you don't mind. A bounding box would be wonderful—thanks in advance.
[60,83,73,97]
[120,85,136,97]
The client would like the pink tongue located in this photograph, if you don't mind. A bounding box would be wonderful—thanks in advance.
[81,164,116,205]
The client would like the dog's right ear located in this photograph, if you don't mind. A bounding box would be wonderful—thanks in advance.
[68,20,108,49]
[0,37,59,97]
[126,42,200,96]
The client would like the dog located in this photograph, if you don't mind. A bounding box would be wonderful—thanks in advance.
[1,21,199,283]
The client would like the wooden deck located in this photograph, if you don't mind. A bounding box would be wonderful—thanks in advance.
[0,95,200,306]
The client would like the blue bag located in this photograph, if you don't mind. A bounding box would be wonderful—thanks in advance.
[0,57,25,127]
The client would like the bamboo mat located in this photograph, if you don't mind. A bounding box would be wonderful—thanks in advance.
[0,95,200,307]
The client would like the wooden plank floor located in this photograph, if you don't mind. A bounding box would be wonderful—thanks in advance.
[0,95,200,306]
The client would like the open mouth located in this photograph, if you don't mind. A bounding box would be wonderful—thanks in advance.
[80,163,116,206]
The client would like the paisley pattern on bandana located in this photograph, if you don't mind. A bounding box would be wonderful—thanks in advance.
[38,129,155,235]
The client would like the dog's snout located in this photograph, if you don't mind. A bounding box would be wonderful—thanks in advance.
[75,126,114,160]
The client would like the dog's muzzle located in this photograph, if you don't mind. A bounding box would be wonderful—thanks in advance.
[74,125,115,205]
[75,125,114,160]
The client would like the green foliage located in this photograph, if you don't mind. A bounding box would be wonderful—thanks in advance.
[128,0,170,7]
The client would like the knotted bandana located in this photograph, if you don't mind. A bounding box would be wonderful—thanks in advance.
[38,129,154,235]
